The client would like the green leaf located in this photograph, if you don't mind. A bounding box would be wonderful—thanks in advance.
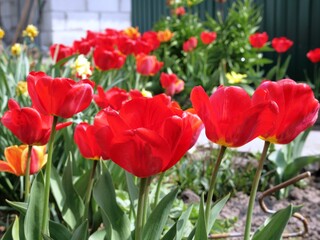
[291,129,310,160]
[93,162,131,240]
[278,55,291,79]
[6,201,27,215]
[50,166,66,215]
[12,216,19,240]
[48,221,72,240]
[70,220,88,240]
[143,188,178,240]
[74,170,91,199]
[24,172,45,240]
[1,221,13,240]
[89,230,107,240]
[161,224,176,240]
[125,172,138,216]
[61,158,85,229]
[176,205,193,240]
[265,65,277,80]
[194,195,207,240]
[283,155,320,181]
[207,193,230,232]
[252,205,300,240]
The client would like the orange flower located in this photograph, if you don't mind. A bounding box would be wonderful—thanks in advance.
[123,26,140,39]
[0,145,47,176]
[157,29,174,42]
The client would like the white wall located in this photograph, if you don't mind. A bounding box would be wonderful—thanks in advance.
[0,0,132,46]
[41,0,131,46]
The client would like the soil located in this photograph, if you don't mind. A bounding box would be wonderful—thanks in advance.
[214,175,320,240]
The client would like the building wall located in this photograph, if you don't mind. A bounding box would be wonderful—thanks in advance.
[0,0,132,46]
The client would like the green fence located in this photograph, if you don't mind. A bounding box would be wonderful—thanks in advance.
[132,0,320,82]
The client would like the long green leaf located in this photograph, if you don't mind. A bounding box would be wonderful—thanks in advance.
[12,216,19,240]
[61,158,85,229]
[24,173,45,240]
[6,201,27,215]
[207,193,230,232]
[70,220,88,240]
[89,230,107,240]
[176,205,193,240]
[50,166,65,214]
[252,205,301,240]
[194,195,207,240]
[93,162,131,240]
[143,188,178,240]
[48,221,72,240]
[283,155,320,181]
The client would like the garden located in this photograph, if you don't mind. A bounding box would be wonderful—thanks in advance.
[0,0,319,239]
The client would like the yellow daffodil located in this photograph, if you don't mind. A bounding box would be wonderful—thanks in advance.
[226,71,247,84]
[22,24,39,41]
[71,54,92,79]
[11,43,22,56]
[16,81,28,96]
[0,28,5,39]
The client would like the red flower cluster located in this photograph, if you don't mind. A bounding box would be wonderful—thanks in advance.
[183,37,198,52]
[272,37,293,53]
[160,73,184,96]
[249,32,268,48]
[200,31,217,45]
[94,86,144,110]
[49,27,172,73]
[191,79,319,147]
[307,48,320,63]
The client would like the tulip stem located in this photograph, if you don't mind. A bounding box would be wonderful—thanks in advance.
[153,172,165,209]
[24,145,33,202]
[135,177,151,240]
[244,141,270,240]
[41,116,58,236]
[276,54,281,80]
[205,146,226,227]
[83,160,98,222]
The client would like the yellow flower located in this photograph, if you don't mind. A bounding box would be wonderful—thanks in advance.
[226,71,247,84]
[22,24,39,41]
[141,89,152,98]
[123,27,140,39]
[16,81,28,96]
[0,28,5,39]
[71,54,92,79]
[11,43,22,56]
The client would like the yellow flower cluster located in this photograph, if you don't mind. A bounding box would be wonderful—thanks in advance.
[22,24,39,41]
[11,43,22,56]
[226,71,247,84]
[16,81,28,96]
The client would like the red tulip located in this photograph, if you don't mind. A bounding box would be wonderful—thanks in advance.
[134,39,153,55]
[73,39,92,55]
[160,73,184,96]
[249,32,268,48]
[141,31,160,51]
[183,37,198,52]
[117,36,136,55]
[94,86,130,110]
[101,94,202,178]
[1,99,71,145]
[175,6,186,16]
[27,71,94,118]
[252,79,319,144]
[271,37,293,53]
[49,44,73,62]
[307,48,320,63]
[93,46,126,71]
[200,31,217,45]
[191,86,278,147]
[0,145,47,176]
[136,54,163,76]
[74,123,104,160]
